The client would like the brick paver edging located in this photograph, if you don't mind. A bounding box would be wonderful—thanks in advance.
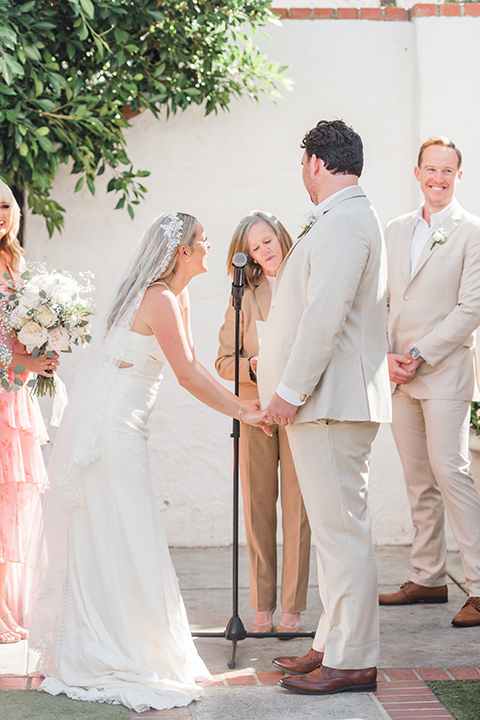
[271,4,480,20]
[1,668,479,719]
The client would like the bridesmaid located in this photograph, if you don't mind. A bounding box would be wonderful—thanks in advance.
[0,181,59,643]
[216,211,311,636]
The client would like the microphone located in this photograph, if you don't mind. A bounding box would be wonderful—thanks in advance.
[232,253,247,289]
[231,252,247,306]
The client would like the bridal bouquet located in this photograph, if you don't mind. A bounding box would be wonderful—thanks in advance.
[0,264,96,396]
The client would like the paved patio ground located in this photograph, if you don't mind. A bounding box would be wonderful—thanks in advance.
[1,545,479,719]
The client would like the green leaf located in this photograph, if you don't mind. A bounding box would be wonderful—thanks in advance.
[74,176,84,192]
[79,0,95,20]
[13,364,26,374]
[31,347,40,358]
[19,142,28,157]
[24,44,42,62]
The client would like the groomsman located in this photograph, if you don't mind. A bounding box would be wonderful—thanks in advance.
[258,120,391,694]
[380,136,480,626]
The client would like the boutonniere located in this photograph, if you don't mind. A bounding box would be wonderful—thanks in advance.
[430,228,447,251]
[298,211,317,239]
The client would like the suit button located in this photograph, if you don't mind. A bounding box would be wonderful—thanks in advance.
[404,295,410,301]
[300,394,307,403]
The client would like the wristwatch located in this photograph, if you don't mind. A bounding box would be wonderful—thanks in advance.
[409,346,424,362]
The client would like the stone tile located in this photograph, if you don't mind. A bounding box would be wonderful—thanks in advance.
[0,674,29,689]
[416,668,450,680]
[383,668,418,681]
[130,709,192,719]
[225,673,256,686]
[256,671,283,686]
[448,666,480,679]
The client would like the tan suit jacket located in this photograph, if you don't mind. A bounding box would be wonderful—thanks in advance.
[215,276,271,400]
[386,201,480,401]
[258,186,391,424]
[216,277,311,612]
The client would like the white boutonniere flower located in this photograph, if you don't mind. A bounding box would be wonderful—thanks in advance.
[298,211,317,239]
[430,228,447,251]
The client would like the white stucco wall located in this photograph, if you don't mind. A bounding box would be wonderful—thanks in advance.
[27,13,478,548]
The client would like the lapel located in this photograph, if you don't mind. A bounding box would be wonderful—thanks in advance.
[398,214,417,286]
[408,202,463,285]
[274,185,367,289]
[254,276,272,321]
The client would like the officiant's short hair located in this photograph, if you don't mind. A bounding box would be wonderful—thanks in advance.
[226,211,292,290]
[301,120,363,178]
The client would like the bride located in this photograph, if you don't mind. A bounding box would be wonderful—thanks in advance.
[29,212,270,713]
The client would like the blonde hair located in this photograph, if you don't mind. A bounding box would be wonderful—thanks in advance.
[107,212,199,330]
[417,136,462,170]
[226,211,292,289]
[0,180,23,271]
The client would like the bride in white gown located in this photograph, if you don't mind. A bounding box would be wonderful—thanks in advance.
[29,212,271,713]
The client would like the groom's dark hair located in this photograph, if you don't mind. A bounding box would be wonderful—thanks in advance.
[301,120,363,177]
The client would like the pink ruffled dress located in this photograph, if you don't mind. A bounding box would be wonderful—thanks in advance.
[0,267,48,624]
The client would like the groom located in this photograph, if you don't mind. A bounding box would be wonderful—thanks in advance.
[257,120,391,694]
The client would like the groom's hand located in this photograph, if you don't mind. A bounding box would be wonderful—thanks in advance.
[265,393,298,426]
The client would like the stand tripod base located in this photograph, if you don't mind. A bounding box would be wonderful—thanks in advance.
[192,619,315,669]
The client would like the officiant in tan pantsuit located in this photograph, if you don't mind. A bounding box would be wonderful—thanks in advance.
[379,136,480,627]
[216,212,310,637]
[257,120,391,696]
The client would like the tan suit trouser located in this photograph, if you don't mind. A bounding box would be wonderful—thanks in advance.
[287,418,380,670]
[392,385,480,596]
[239,422,311,613]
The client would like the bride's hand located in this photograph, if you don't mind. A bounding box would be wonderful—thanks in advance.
[240,404,272,437]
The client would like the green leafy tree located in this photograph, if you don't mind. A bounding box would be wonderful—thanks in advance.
[0,0,288,235]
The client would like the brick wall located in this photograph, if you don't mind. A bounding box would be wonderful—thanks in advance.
[272,3,480,19]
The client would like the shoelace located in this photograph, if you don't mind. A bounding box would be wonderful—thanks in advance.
[463,596,480,611]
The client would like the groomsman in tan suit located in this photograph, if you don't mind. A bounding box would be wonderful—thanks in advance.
[257,120,391,695]
[379,136,480,627]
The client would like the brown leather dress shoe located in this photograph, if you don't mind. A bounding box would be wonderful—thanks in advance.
[451,597,480,627]
[279,664,377,695]
[379,581,448,605]
[273,647,324,674]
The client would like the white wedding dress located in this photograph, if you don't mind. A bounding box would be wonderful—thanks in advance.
[33,328,210,712]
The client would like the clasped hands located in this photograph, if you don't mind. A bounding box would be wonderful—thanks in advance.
[388,352,422,385]
[240,392,298,434]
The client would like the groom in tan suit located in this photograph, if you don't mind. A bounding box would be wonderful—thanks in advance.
[257,120,391,694]
[379,136,480,626]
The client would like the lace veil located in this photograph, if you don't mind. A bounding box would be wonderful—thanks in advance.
[28,211,197,670]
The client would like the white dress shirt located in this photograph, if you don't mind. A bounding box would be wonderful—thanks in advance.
[410,201,455,278]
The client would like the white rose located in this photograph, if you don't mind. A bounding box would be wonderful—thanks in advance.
[30,274,55,296]
[17,320,48,350]
[8,307,27,330]
[68,326,85,343]
[47,326,71,353]
[36,305,57,328]
[19,288,39,309]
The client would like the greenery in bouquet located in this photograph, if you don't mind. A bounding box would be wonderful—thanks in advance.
[0,263,95,396]
[471,401,480,436]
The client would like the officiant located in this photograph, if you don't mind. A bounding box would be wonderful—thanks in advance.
[216,211,310,637]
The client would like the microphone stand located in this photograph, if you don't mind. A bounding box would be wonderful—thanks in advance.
[192,253,314,669]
